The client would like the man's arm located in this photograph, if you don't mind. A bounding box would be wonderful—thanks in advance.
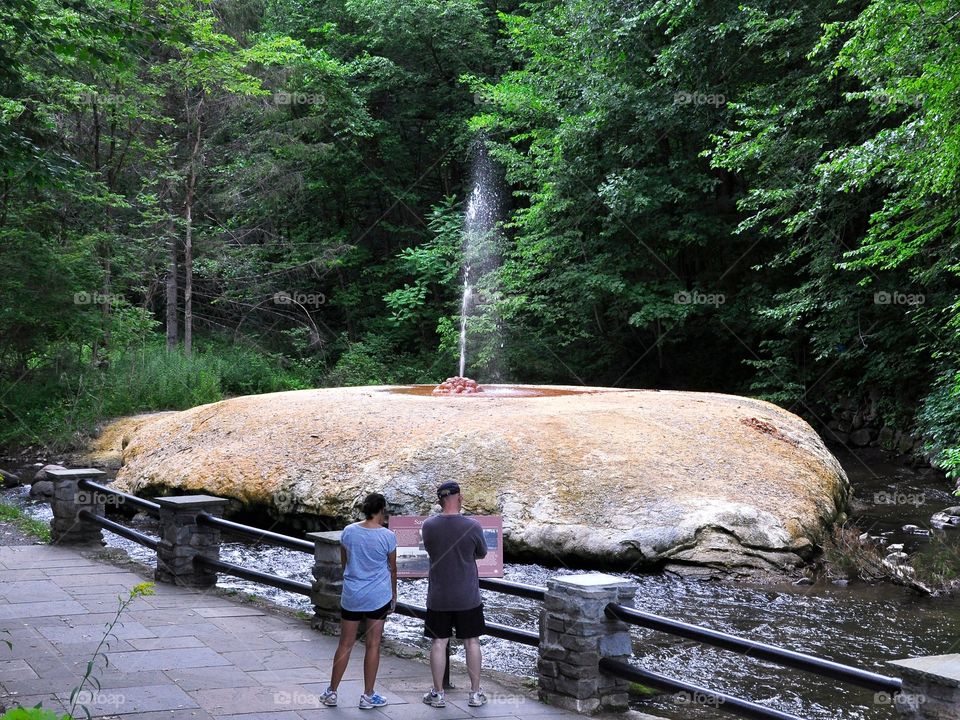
[474,523,488,560]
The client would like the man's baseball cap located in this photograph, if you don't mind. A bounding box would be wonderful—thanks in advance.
[437,481,461,499]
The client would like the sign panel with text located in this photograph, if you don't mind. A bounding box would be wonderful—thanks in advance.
[389,515,504,578]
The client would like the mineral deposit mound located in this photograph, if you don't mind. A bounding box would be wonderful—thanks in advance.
[432,376,483,395]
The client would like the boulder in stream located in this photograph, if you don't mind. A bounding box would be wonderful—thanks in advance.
[98,386,851,577]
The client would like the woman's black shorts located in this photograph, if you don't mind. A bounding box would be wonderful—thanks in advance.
[340,601,391,621]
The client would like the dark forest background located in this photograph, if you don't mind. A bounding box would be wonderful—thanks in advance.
[1,0,958,480]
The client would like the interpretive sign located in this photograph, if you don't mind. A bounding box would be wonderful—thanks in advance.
[389,515,504,578]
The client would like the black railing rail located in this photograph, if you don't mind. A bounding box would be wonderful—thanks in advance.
[196,512,316,554]
[393,601,538,647]
[192,555,312,596]
[605,603,902,694]
[480,577,546,601]
[599,658,804,720]
[77,509,159,550]
[78,479,161,517]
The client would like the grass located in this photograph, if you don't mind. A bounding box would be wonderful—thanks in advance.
[0,340,312,453]
[911,533,960,593]
[627,682,659,697]
[0,502,51,542]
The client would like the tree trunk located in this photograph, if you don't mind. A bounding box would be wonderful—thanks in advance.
[166,203,179,351]
[183,98,203,357]
[99,249,111,367]
[184,198,193,356]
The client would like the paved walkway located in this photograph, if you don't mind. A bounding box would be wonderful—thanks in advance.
[0,544,635,720]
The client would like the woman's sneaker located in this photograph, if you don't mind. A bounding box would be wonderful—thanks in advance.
[359,692,387,709]
[422,689,446,708]
[468,689,487,707]
[319,688,338,707]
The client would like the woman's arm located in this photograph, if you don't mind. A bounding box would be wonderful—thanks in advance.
[388,549,398,611]
[340,544,348,571]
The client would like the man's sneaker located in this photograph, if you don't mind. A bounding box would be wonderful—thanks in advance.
[359,692,387,709]
[319,688,338,707]
[468,689,487,707]
[422,689,446,708]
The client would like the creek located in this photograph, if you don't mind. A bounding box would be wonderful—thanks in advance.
[3,448,958,719]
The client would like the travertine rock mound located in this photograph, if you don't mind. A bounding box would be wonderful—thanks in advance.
[102,386,850,575]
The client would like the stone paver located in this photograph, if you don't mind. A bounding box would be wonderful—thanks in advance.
[0,544,642,719]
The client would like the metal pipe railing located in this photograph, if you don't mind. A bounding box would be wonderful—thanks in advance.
[599,657,805,720]
[196,513,316,554]
[480,577,546,601]
[77,509,159,550]
[78,479,161,517]
[605,603,902,694]
[193,555,312,596]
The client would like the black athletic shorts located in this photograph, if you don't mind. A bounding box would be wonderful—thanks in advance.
[340,601,391,621]
[423,604,485,639]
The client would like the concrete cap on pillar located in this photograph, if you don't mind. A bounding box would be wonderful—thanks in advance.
[307,531,343,545]
[553,573,626,587]
[154,495,227,510]
[45,469,106,480]
[889,654,960,687]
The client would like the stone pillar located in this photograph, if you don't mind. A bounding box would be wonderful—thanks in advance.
[48,468,107,546]
[307,531,343,630]
[155,496,227,588]
[538,573,638,714]
[888,654,960,719]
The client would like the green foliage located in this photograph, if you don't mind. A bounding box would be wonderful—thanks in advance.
[916,369,960,482]
[1,0,959,475]
[0,709,65,720]
[322,336,396,387]
[0,503,52,542]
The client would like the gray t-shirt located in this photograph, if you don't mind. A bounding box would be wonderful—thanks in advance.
[422,513,487,611]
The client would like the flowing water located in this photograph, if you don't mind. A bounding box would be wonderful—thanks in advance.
[4,449,959,720]
[458,137,502,379]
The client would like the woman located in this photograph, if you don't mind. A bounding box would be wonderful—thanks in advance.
[319,492,398,709]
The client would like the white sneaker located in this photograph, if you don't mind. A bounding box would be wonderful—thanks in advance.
[359,692,387,709]
[422,689,446,708]
[319,687,337,707]
[468,688,487,707]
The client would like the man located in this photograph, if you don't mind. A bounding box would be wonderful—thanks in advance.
[421,480,487,708]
